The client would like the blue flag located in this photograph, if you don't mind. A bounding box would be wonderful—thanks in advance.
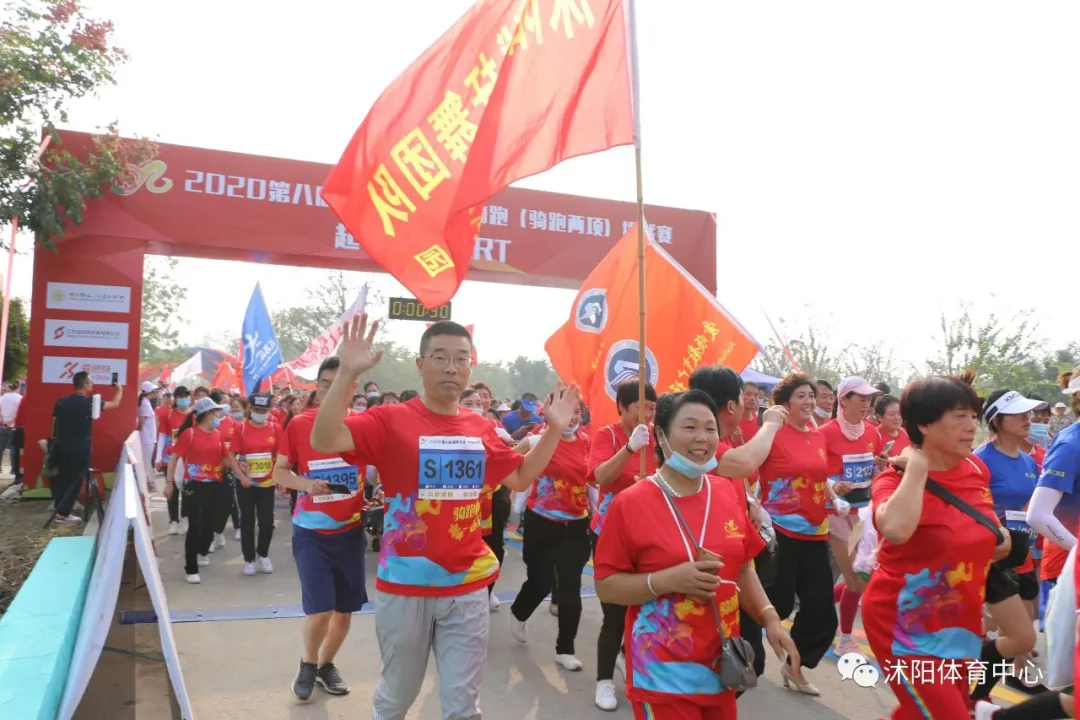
[240,283,282,395]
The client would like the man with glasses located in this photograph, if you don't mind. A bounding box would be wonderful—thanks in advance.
[311,317,580,720]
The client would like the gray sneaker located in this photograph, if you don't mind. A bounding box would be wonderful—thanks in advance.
[316,662,350,695]
[292,660,318,702]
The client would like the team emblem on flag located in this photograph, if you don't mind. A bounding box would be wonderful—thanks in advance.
[574,288,608,334]
[604,340,658,399]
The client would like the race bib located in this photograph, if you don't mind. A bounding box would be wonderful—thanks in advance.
[244,452,273,479]
[1004,509,1031,533]
[418,435,486,501]
[842,452,875,507]
[307,457,359,504]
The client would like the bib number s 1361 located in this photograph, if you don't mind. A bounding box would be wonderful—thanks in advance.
[418,436,486,501]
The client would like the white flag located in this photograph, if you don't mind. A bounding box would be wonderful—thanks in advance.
[171,351,203,383]
[283,285,368,380]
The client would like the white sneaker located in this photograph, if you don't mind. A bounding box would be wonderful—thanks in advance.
[207,541,215,554]
[198,555,210,567]
[555,654,583,671]
[186,573,201,584]
[234,528,242,541]
[257,556,273,574]
[215,533,226,549]
[181,518,189,535]
[615,654,626,679]
[595,680,617,711]
[168,522,179,535]
[55,515,84,524]
[510,615,528,644]
[489,593,501,612]
[974,700,999,720]
[243,562,256,576]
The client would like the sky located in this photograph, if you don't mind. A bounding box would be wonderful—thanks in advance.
[9,0,1080,367]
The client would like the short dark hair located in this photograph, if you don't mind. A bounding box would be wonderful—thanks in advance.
[815,379,834,393]
[210,388,229,404]
[317,356,340,381]
[689,365,744,412]
[873,381,892,395]
[981,389,1014,432]
[419,321,472,356]
[875,393,900,417]
[773,373,815,406]
[744,381,759,391]
[900,371,980,448]
[173,385,190,398]
[460,388,478,401]
[400,389,419,402]
[363,381,378,393]
[615,381,657,413]
[653,390,719,466]
[73,371,91,390]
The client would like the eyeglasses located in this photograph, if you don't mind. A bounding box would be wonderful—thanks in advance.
[425,354,473,369]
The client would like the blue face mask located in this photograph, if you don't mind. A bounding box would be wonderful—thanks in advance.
[563,424,579,437]
[210,417,223,430]
[660,434,718,478]
[230,411,244,420]
[176,398,191,409]
[1029,422,1050,447]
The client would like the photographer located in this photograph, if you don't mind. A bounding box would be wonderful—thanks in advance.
[50,372,123,523]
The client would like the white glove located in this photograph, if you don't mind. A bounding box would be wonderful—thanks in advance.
[495,426,513,445]
[833,497,851,516]
[628,424,651,453]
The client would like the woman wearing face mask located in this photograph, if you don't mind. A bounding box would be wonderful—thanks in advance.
[1025,396,1051,464]
[230,393,280,577]
[864,372,1011,719]
[593,390,798,720]
[758,374,837,695]
[507,397,594,673]
[352,394,368,413]
[471,381,494,414]
[192,386,210,402]
[363,381,380,406]
[165,396,242,584]
[818,377,885,656]
[163,386,193,535]
[814,380,835,426]
[971,390,1043,701]
[876,395,910,458]
[379,391,400,406]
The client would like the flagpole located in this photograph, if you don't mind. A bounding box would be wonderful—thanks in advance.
[624,0,648,477]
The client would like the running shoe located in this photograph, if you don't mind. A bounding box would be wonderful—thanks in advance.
[198,555,210,567]
[595,680,617,711]
[243,562,256,576]
[488,592,500,612]
[510,614,528,644]
[215,533,226,549]
[555,654,583,671]
[292,660,317,702]
[834,634,860,656]
[168,522,179,535]
[257,556,273,574]
[234,528,242,541]
[55,515,84,524]
[185,574,201,584]
[315,663,350,695]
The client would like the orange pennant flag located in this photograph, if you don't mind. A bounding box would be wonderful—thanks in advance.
[545,224,760,429]
[323,0,634,309]
[212,361,239,394]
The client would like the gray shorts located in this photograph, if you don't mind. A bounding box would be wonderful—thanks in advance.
[372,587,489,720]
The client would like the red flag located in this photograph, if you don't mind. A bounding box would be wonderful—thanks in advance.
[323,0,633,308]
[211,361,239,393]
[545,224,760,429]
[158,364,172,386]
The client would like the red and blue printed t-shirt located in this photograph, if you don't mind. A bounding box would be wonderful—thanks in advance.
[527,432,591,522]
[758,424,830,540]
[231,420,280,489]
[1036,423,1080,581]
[594,476,765,707]
[588,423,657,536]
[161,408,189,463]
[172,426,227,483]
[862,457,997,661]
[819,420,883,510]
[341,398,524,598]
[283,409,367,536]
[975,442,1039,574]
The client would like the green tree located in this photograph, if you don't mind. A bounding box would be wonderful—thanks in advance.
[838,341,916,393]
[1,0,155,249]
[750,320,841,382]
[1,296,29,382]
[140,256,188,363]
[927,303,1043,392]
[272,305,325,360]
[504,356,558,399]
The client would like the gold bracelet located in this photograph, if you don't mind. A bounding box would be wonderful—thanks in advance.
[757,604,777,624]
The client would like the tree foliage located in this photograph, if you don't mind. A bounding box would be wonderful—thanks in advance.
[1,296,28,382]
[140,256,188,363]
[1,0,155,248]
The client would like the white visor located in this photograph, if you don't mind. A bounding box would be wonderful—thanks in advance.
[1063,377,1080,396]
[984,391,1043,424]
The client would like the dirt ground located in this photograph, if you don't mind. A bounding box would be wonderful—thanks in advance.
[0,493,83,617]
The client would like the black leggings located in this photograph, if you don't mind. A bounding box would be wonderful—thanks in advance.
[593,530,627,681]
[237,484,275,562]
[167,486,180,523]
[213,472,240,533]
[510,510,590,655]
[765,531,838,670]
[183,483,217,575]
[484,486,511,594]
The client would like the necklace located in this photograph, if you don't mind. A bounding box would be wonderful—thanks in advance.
[655,470,704,497]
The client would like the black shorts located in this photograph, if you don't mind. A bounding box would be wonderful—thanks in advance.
[1017,570,1039,601]
[986,566,1040,605]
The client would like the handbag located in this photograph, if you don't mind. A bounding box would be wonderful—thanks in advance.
[651,478,759,693]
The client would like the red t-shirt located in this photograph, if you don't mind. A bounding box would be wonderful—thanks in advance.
[341,398,524,598]
[154,405,170,433]
[588,423,657,535]
[758,424,830,540]
[879,427,912,458]
[231,420,281,488]
[527,432,591,522]
[283,409,367,536]
[217,415,238,450]
[161,408,191,463]
[593,476,765,707]
[1030,444,1047,471]
[729,416,762,489]
[271,407,287,426]
[716,439,753,500]
[819,421,883,510]
[862,457,997,661]
[173,426,228,483]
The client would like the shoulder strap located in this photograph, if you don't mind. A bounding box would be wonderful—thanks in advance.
[925,477,1004,544]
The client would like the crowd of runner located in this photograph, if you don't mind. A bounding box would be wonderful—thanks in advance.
[122,317,1080,720]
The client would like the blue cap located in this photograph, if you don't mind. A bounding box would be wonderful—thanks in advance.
[520,398,537,413]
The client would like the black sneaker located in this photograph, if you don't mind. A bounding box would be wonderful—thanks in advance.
[316,662,350,695]
[292,660,318,701]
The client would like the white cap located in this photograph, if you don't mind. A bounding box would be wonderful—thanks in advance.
[984,391,1044,424]
[140,381,156,393]
[192,397,230,416]
[1055,402,1068,410]
[496,403,511,412]
[1062,376,1080,396]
